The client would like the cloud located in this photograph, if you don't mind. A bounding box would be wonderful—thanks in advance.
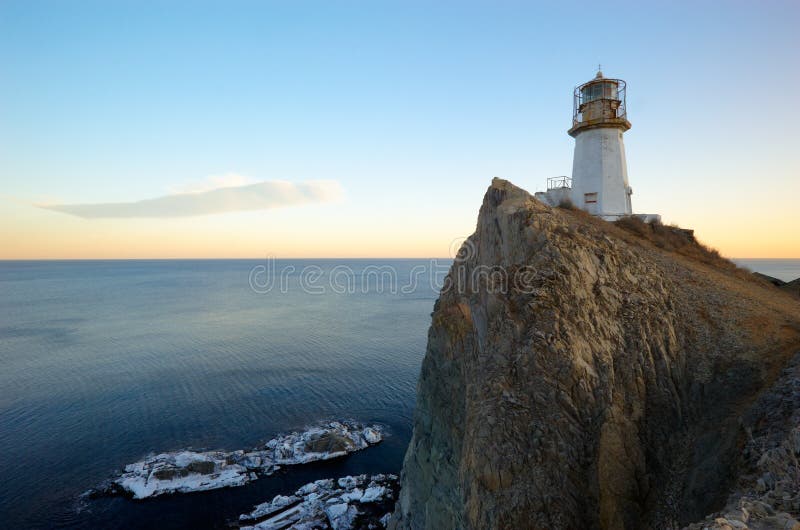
[168,173,257,194]
[39,179,343,219]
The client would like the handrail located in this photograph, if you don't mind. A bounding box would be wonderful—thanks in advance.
[572,78,627,125]
[547,176,572,190]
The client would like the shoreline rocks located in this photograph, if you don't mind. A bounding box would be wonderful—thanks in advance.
[93,421,383,499]
[237,473,398,530]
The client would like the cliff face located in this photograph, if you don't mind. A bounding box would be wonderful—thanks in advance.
[391,179,800,530]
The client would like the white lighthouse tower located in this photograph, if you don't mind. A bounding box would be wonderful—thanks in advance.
[568,69,632,219]
[535,69,659,222]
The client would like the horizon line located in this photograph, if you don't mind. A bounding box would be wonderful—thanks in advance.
[1,256,799,262]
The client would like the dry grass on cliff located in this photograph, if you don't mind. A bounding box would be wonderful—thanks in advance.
[549,206,800,381]
[612,216,755,281]
[549,198,796,308]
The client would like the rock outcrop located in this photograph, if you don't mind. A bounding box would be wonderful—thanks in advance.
[237,473,398,530]
[782,278,800,298]
[94,421,383,499]
[390,179,800,529]
[753,273,800,299]
[686,353,800,530]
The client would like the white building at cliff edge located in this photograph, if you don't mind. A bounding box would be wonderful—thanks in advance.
[536,69,659,222]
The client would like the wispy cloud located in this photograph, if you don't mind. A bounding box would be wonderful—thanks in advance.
[168,173,257,194]
[39,179,343,219]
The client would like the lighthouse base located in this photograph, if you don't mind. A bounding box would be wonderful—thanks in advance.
[570,127,632,217]
[535,188,660,224]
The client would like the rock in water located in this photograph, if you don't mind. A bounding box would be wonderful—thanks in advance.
[102,421,383,499]
[237,473,398,529]
[390,179,800,529]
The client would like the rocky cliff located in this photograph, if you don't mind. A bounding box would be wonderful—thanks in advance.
[390,179,800,530]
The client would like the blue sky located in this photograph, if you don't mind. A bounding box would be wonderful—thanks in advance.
[1,0,798,258]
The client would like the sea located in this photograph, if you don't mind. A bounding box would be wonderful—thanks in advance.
[1,258,798,529]
[0,259,452,529]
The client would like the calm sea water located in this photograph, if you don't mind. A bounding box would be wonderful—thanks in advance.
[0,260,448,529]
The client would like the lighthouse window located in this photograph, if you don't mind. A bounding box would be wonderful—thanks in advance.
[583,84,602,102]
[583,82,617,103]
[584,192,598,204]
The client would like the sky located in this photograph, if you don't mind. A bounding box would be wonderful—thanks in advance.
[1,0,798,259]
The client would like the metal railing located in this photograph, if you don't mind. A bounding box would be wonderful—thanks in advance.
[572,78,627,127]
[547,176,572,190]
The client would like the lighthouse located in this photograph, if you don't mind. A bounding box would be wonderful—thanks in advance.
[535,69,657,222]
[568,69,632,219]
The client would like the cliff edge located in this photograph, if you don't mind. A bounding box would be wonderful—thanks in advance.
[391,179,800,529]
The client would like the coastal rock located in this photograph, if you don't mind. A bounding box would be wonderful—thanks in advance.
[237,473,398,529]
[102,421,383,499]
[390,179,800,529]
[115,451,255,498]
[753,273,800,299]
[754,272,786,287]
[685,354,800,530]
[782,278,800,298]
